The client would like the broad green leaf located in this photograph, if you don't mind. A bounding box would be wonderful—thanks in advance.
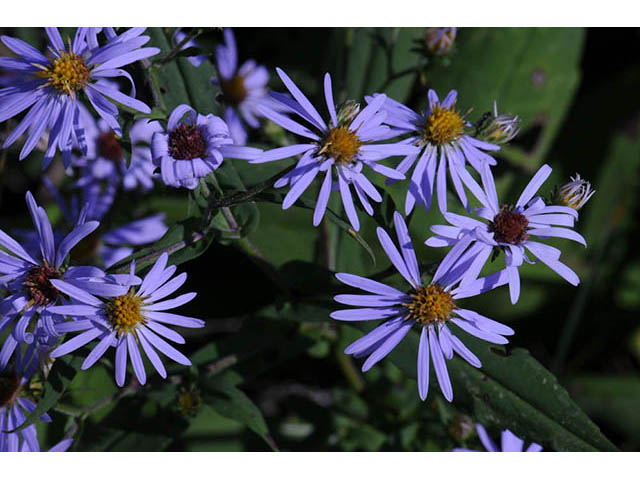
[366,323,618,451]
[256,191,376,266]
[344,28,423,103]
[147,28,191,111]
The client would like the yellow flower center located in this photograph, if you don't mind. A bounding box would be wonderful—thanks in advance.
[105,290,145,335]
[320,126,363,165]
[423,105,465,146]
[38,51,90,96]
[221,74,248,105]
[405,284,456,325]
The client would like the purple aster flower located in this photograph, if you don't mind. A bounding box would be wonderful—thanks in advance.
[0,27,159,168]
[73,102,162,193]
[173,29,207,67]
[331,212,513,401]
[254,69,418,231]
[47,252,204,386]
[0,191,104,368]
[454,423,543,452]
[0,344,63,452]
[369,88,500,215]
[211,28,277,145]
[425,164,587,304]
[151,104,262,190]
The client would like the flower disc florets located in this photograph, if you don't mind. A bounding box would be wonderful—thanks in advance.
[489,206,529,245]
[97,131,123,162]
[405,284,456,325]
[0,373,21,408]
[105,290,144,335]
[168,124,207,160]
[24,264,62,306]
[422,105,465,146]
[319,126,363,165]
[39,51,90,96]
[220,74,248,106]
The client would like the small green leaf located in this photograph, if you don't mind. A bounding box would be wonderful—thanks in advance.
[201,371,277,450]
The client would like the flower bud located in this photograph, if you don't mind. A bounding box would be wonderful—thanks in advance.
[336,100,361,126]
[480,101,520,145]
[554,174,595,211]
[424,28,457,56]
[178,388,202,416]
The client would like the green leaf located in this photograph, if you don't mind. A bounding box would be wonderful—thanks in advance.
[352,323,617,451]
[256,191,376,266]
[12,353,83,433]
[344,28,423,103]
[146,28,191,110]
[201,371,277,450]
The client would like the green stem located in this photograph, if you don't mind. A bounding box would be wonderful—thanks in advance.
[551,224,613,374]
[335,345,365,392]
[208,165,295,209]
[157,28,203,65]
[142,59,167,111]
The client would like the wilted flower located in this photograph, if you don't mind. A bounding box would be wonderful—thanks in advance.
[48,253,204,387]
[425,27,457,55]
[479,101,520,145]
[554,173,595,211]
[255,69,417,231]
[425,164,586,304]
[370,89,500,214]
[151,104,262,189]
[0,28,159,168]
[454,423,543,452]
[331,212,513,401]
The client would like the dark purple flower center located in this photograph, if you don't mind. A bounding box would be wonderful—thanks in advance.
[168,124,207,160]
[24,264,61,306]
[97,131,123,162]
[489,206,529,245]
[220,74,248,106]
[0,373,21,408]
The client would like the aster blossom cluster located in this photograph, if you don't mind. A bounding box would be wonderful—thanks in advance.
[0,26,603,454]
